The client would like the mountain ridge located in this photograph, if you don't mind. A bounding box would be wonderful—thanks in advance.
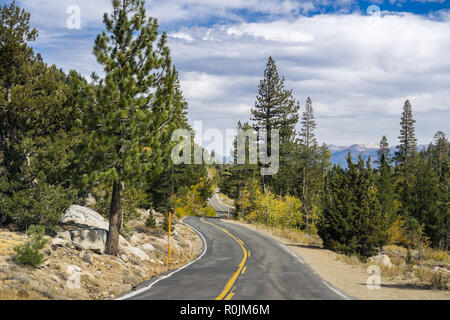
[328,144,428,168]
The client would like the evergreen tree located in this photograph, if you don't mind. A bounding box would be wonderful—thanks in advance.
[394,99,417,218]
[0,3,78,229]
[376,135,392,166]
[87,0,178,256]
[410,154,442,247]
[298,97,318,231]
[318,153,388,258]
[219,121,259,215]
[417,132,449,249]
[432,131,449,177]
[251,57,299,191]
[0,1,37,103]
[376,136,396,222]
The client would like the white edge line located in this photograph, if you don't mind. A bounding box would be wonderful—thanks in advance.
[116,216,208,300]
[282,243,351,300]
[279,244,305,264]
[322,280,351,300]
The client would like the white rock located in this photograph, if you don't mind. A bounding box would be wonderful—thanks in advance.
[120,245,150,261]
[142,243,156,252]
[56,231,72,241]
[71,229,107,254]
[52,238,69,247]
[61,205,109,230]
[368,254,393,268]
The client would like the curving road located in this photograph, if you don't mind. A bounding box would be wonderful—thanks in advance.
[121,194,349,300]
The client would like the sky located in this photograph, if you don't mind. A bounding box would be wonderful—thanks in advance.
[5,0,450,156]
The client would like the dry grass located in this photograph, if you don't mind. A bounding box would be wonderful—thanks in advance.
[0,233,26,256]
[335,254,363,266]
[240,220,322,247]
[423,248,450,263]
[413,268,449,290]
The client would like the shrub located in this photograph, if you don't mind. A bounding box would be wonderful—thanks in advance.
[244,189,303,230]
[13,225,48,267]
[172,180,216,218]
[6,183,74,230]
[145,211,157,228]
[430,272,449,290]
[424,249,449,263]
[201,205,216,217]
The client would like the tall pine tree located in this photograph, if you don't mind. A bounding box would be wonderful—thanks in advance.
[87,0,178,256]
[251,57,299,192]
[298,97,318,231]
[0,1,37,103]
[394,99,417,218]
[0,2,78,229]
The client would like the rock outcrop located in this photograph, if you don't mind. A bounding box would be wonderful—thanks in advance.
[61,205,109,230]
[368,254,393,268]
[59,205,147,260]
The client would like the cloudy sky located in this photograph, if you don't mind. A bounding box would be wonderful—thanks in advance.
[7,0,450,155]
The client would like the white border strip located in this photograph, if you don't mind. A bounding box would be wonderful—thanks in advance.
[322,280,351,300]
[116,217,208,300]
[279,244,305,264]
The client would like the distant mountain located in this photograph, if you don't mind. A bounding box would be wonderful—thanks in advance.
[328,144,427,168]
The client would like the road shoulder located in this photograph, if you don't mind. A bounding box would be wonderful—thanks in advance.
[223,219,449,300]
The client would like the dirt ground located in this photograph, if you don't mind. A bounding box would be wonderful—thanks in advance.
[0,214,202,300]
[225,220,449,300]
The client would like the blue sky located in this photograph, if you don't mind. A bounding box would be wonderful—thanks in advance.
[4,0,450,155]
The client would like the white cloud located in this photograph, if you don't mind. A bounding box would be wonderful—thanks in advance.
[15,0,450,153]
[169,13,450,151]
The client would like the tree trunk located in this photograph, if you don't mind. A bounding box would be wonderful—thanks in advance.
[6,86,12,103]
[104,180,122,256]
[303,166,308,232]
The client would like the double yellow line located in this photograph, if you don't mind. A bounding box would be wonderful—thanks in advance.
[200,217,248,301]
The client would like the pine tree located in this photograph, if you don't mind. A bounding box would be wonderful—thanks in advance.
[0,3,78,229]
[432,132,449,249]
[220,121,259,215]
[88,0,178,256]
[432,131,449,177]
[410,154,441,247]
[376,136,396,222]
[422,132,449,249]
[298,97,318,231]
[251,57,299,191]
[394,99,417,218]
[376,135,392,166]
[0,1,37,103]
[319,153,388,258]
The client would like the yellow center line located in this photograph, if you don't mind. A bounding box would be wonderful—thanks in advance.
[242,266,247,274]
[200,217,248,301]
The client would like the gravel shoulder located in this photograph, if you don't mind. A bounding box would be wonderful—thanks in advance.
[224,219,449,300]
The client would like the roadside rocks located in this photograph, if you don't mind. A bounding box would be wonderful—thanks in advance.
[71,229,107,254]
[61,205,109,230]
[120,241,150,262]
[368,254,393,268]
[142,243,156,253]
[83,252,94,265]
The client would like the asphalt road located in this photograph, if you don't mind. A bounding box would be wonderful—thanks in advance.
[122,194,349,300]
